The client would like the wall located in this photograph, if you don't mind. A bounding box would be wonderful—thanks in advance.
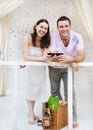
[8,0,93,61]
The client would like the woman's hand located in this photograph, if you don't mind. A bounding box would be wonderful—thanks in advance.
[20,65,26,68]
[47,55,59,62]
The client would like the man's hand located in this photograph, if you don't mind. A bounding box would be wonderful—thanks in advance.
[70,62,79,72]
[58,54,73,63]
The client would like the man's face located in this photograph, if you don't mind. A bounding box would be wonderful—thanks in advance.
[57,20,71,38]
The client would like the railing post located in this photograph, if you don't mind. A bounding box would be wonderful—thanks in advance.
[68,66,73,130]
[12,65,19,130]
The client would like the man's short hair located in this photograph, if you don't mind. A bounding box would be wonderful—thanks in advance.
[57,16,71,26]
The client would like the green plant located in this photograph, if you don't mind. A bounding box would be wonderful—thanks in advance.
[48,95,59,109]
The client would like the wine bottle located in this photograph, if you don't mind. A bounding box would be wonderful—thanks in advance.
[43,102,51,129]
[44,102,49,117]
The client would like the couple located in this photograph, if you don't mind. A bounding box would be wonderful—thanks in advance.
[22,16,85,128]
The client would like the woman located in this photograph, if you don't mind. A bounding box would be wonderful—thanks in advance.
[22,19,50,124]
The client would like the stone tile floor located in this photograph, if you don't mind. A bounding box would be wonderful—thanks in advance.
[0,87,93,130]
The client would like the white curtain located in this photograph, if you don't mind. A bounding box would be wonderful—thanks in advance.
[0,66,5,96]
[0,0,24,96]
[73,0,93,41]
[0,16,8,96]
[0,0,24,18]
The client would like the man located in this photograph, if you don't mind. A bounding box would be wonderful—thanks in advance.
[48,16,85,128]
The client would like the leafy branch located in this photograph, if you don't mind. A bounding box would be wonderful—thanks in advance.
[48,95,60,109]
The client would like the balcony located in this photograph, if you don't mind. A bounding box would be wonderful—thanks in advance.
[0,61,93,130]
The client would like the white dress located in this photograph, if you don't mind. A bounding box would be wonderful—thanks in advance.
[23,47,46,100]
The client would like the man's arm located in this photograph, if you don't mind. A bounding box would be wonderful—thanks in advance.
[71,49,85,62]
[58,49,85,63]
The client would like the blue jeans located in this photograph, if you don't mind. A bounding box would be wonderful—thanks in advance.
[49,66,77,122]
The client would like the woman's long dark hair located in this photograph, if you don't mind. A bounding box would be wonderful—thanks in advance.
[31,19,50,49]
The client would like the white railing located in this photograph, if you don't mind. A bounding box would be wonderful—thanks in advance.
[0,61,93,130]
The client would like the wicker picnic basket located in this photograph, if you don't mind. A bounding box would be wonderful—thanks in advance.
[42,100,68,130]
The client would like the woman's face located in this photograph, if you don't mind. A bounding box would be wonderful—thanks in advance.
[35,22,48,38]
